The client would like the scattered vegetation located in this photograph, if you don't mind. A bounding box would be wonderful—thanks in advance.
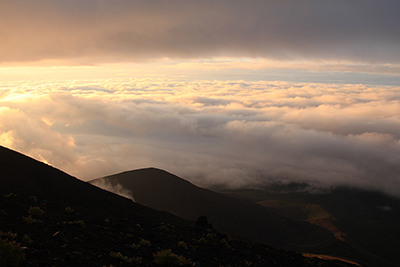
[0,231,17,241]
[159,223,169,232]
[21,235,33,245]
[139,238,151,247]
[153,249,192,266]
[177,241,187,249]
[109,251,142,264]
[126,233,134,238]
[131,243,140,249]
[22,215,36,224]
[64,207,74,213]
[28,206,44,217]
[0,238,25,267]
[196,237,207,244]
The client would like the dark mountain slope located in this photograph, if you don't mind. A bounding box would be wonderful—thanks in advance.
[220,186,400,267]
[0,146,187,225]
[0,146,360,266]
[91,168,361,260]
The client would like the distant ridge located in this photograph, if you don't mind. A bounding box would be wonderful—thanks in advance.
[0,146,188,225]
[91,168,361,259]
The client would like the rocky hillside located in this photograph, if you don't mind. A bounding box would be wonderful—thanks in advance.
[0,146,361,266]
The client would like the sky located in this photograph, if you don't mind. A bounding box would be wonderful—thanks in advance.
[1,0,400,196]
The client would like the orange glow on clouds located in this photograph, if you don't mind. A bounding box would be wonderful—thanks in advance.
[1,76,400,196]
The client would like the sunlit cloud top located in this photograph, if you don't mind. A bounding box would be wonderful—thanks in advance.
[1,78,400,196]
[1,0,400,66]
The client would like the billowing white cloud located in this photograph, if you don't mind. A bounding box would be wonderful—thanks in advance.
[1,0,400,66]
[1,78,400,196]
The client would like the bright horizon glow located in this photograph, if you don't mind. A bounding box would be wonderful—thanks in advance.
[1,58,400,83]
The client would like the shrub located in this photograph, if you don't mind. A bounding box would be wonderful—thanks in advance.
[22,235,32,245]
[139,239,151,247]
[22,216,36,224]
[0,232,17,241]
[131,257,143,264]
[131,243,140,249]
[197,237,207,244]
[177,241,187,249]
[158,224,169,232]
[0,238,25,266]
[4,193,17,198]
[64,207,74,213]
[28,206,44,217]
[153,249,192,266]
[220,239,231,249]
[110,252,128,262]
[109,251,142,264]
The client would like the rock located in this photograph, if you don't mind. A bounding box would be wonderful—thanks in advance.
[52,231,68,243]
[0,209,7,216]
[195,216,213,229]
[192,262,201,267]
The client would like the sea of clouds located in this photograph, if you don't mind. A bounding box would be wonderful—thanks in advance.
[1,78,400,195]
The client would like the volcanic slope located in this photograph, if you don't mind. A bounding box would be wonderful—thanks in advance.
[0,146,360,266]
[220,185,400,267]
[0,146,187,225]
[91,168,362,261]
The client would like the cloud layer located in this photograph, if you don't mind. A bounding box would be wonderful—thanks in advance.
[1,0,400,65]
[1,78,400,196]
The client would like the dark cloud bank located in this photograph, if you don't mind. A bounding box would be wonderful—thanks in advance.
[1,0,400,64]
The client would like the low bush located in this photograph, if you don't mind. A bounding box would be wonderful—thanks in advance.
[109,251,142,264]
[22,235,33,245]
[64,207,74,213]
[177,241,187,249]
[22,216,36,224]
[28,206,44,217]
[139,239,151,247]
[0,231,17,241]
[0,238,25,267]
[153,249,192,266]
[197,237,207,244]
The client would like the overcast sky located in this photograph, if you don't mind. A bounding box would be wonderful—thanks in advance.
[1,0,400,65]
[1,1,400,196]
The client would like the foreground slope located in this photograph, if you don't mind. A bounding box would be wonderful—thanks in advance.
[0,146,359,266]
[221,185,400,267]
[92,168,362,260]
